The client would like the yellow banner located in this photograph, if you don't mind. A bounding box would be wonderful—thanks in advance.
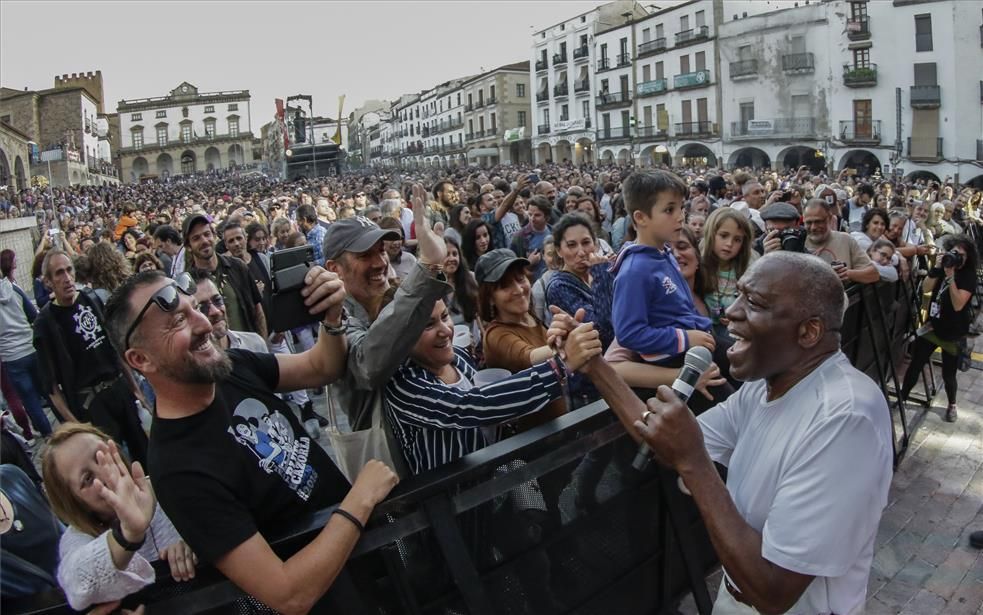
[332,95,346,144]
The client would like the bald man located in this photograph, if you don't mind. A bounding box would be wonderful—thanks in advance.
[566,253,892,615]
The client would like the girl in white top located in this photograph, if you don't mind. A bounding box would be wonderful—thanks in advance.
[41,423,196,611]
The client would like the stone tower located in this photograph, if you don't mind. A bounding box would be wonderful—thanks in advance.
[54,70,104,113]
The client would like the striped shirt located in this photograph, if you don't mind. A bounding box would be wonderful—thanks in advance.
[385,347,563,475]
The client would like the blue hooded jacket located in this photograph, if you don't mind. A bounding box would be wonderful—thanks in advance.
[611,243,711,362]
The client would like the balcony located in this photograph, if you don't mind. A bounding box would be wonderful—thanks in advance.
[846,16,870,40]
[473,130,485,139]
[636,125,668,140]
[536,90,549,103]
[597,57,610,71]
[464,103,473,112]
[673,69,711,90]
[910,85,941,109]
[907,137,943,161]
[553,52,568,66]
[596,126,631,142]
[637,37,667,57]
[596,90,632,109]
[553,83,569,98]
[538,124,550,135]
[843,63,878,87]
[536,59,548,72]
[475,99,485,109]
[573,45,589,61]
[675,26,710,47]
[486,96,496,106]
[730,59,758,79]
[574,79,590,94]
[636,78,668,97]
[616,52,631,67]
[782,52,815,72]
[838,120,881,145]
[675,121,717,138]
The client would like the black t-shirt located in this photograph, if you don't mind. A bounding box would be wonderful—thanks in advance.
[149,350,350,564]
[930,265,977,341]
[48,292,119,387]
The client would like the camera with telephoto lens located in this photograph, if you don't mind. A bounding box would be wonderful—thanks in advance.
[942,248,964,270]
[778,228,807,252]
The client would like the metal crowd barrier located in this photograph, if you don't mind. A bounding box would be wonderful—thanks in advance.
[4,280,927,615]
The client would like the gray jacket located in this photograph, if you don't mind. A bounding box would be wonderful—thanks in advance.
[334,263,449,471]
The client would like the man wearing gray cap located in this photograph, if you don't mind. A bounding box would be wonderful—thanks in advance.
[324,185,449,476]
[755,202,804,256]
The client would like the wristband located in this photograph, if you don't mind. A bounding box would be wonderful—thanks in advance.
[332,508,365,532]
[111,519,146,552]
[320,320,347,336]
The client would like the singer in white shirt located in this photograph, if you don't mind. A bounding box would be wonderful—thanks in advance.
[567,253,893,615]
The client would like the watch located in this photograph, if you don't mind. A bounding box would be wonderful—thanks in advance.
[111,519,146,552]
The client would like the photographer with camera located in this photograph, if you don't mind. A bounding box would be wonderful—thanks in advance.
[899,235,978,423]
[803,199,879,285]
[755,202,805,256]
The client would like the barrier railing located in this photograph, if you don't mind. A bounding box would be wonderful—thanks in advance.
[5,281,930,615]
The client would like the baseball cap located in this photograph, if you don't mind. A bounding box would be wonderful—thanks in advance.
[760,202,801,221]
[182,213,211,245]
[475,249,530,285]
[322,216,400,261]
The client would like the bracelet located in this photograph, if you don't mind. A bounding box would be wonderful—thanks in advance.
[111,519,146,552]
[320,320,347,336]
[547,354,569,388]
[417,260,444,273]
[332,508,365,533]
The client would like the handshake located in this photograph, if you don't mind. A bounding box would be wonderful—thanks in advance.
[546,306,604,372]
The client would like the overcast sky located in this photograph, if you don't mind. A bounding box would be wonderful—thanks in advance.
[1,0,614,125]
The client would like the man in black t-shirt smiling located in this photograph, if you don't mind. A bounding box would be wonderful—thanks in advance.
[104,267,398,614]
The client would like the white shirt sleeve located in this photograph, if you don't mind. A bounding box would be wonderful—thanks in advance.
[696,386,747,467]
[57,528,155,610]
[760,411,891,577]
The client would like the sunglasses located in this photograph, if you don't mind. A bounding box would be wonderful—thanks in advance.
[124,273,196,350]
[196,294,225,316]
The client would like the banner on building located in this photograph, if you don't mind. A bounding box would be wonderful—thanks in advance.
[552,118,585,133]
[746,119,774,134]
[504,127,526,142]
[333,95,346,145]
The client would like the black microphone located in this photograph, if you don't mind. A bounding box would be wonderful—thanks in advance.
[632,345,714,471]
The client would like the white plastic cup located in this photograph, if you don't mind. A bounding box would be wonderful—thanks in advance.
[473,368,512,387]
[453,324,472,348]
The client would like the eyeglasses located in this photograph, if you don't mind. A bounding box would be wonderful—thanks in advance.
[124,273,196,350]
[196,294,225,316]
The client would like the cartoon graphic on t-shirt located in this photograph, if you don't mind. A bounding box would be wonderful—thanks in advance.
[229,398,318,500]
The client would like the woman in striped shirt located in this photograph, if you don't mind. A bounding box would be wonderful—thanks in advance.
[384,299,601,475]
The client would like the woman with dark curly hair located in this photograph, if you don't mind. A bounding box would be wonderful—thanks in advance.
[132,251,164,273]
[900,234,979,422]
[77,242,132,294]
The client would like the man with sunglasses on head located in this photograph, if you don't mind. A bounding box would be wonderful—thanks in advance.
[104,267,399,614]
[31,249,149,463]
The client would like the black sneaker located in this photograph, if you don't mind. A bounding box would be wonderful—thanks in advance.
[301,401,329,427]
[945,403,958,423]
[970,530,983,549]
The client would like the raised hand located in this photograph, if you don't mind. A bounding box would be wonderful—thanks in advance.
[94,441,155,543]
[411,183,447,266]
[302,265,346,325]
[547,306,586,351]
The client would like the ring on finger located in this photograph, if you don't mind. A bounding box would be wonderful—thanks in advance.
[640,410,655,424]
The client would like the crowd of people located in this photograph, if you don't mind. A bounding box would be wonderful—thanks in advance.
[1,159,983,614]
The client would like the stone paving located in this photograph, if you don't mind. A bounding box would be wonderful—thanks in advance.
[679,337,983,614]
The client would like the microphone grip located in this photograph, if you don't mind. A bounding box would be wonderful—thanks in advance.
[631,381,695,471]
